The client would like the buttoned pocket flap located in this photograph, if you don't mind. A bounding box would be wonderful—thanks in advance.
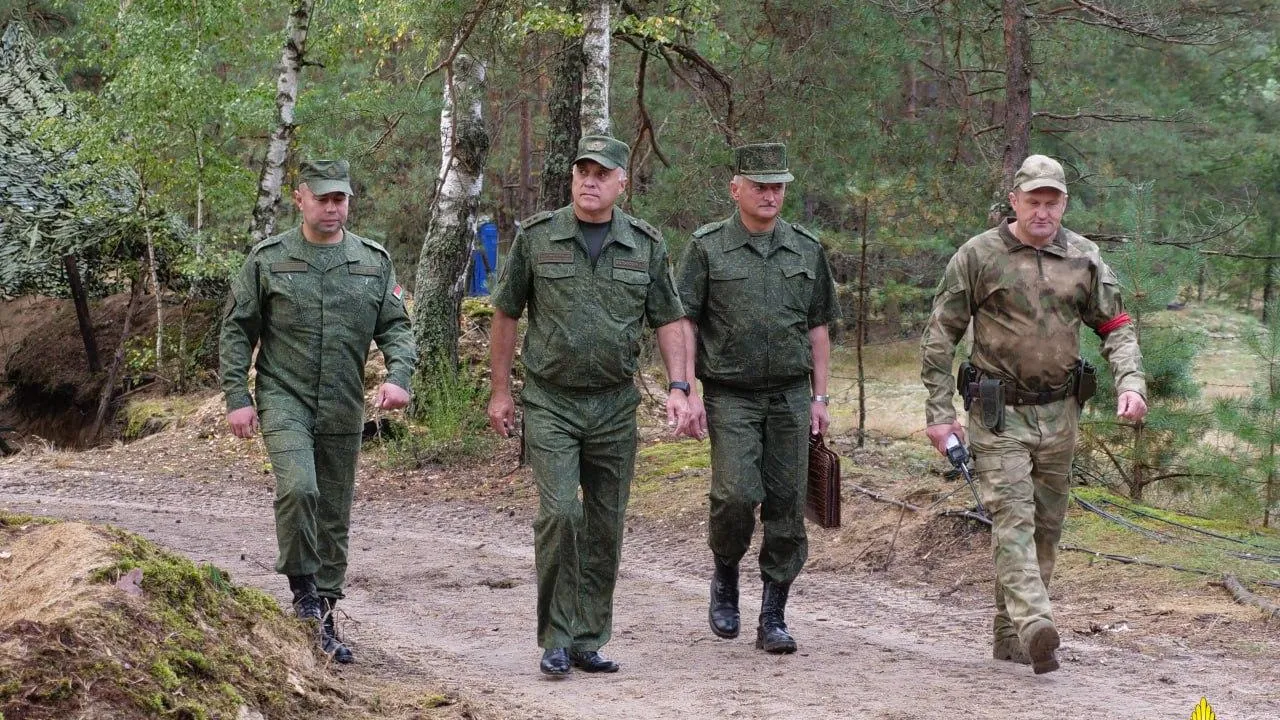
[349,264,381,276]
[270,261,309,273]
[535,263,577,279]
[710,269,749,281]
[783,266,814,279]
[612,268,650,285]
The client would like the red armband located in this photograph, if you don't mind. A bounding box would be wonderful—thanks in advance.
[1096,312,1131,336]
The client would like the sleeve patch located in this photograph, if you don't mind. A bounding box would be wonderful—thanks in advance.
[392,284,404,300]
[1097,312,1131,336]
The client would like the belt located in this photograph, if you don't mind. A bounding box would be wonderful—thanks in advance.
[967,378,1072,406]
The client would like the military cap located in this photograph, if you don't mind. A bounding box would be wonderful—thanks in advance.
[734,143,794,183]
[574,135,630,170]
[299,159,354,196]
[1013,154,1067,194]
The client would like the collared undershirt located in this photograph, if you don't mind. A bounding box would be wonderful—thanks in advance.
[579,220,611,263]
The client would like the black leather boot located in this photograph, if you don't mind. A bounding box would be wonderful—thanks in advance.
[755,580,797,654]
[540,648,571,676]
[709,556,740,639]
[287,575,322,622]
[320,597,354,664]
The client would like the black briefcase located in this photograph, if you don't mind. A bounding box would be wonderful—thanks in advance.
[805,433,841,528]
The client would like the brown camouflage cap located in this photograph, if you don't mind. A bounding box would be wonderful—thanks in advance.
[734,143,794,183]
[299,159,354,196]
[574,135,630,170]
[1013,155,1067,194]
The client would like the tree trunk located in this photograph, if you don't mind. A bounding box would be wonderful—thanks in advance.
[248,0,313,248]
[412,54,490,381]
[539,0,584,211]
[580,0,611,137]
[144,216,163,370]
[89,275,144,442]
[856,198,869,448]
[999,0,1032,190]
[62,255,100,373]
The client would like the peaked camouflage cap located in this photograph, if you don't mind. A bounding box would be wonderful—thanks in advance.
[734,143,794,183]
[574,135,630,170]
[299,159,354,196]
[1013,154,1067,194]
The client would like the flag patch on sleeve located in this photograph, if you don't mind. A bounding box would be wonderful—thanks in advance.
[392,284,404,300]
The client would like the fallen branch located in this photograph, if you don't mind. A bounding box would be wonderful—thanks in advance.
[1060,544,1280,588]
[1218,574,1280,619]
[938,509,992,527]
[848,482,922,512]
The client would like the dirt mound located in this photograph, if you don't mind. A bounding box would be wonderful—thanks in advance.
[0,513,432,720]
[0,294,221,449]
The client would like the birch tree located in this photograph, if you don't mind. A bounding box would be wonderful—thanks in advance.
[580,0,611,136]
[412,53,490,381]
[248,0,314,247]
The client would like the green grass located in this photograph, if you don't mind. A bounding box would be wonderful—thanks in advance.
[1066,486,1280,588]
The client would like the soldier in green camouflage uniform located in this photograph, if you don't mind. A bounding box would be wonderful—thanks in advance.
[920,155,1147,674]
[487,135,693,677]
[675,143,840,654]
[220,159,416,664]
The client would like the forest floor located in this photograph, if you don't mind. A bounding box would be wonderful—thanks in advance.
[1,301,1279,719]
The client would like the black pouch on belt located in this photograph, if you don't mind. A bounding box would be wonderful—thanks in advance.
[979,378,1005,433]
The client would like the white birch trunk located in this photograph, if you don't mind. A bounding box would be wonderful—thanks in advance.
[249,0,313,247]
[412,54,490,376]
[580,0,611,136]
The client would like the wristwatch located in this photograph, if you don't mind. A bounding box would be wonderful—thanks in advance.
[812,395,830,405]
[668,381,691,395]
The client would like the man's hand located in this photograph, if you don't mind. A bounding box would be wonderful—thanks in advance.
[488,390,517,438]
[227,406,259,439]
[682,392,708,440]
[925,421,964,456]
[667,389,693,437]
[810,400,830,436]
[1117,390,1148,423]
[375,383,411,410]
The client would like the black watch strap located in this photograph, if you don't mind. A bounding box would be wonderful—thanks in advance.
[668,381,691,395]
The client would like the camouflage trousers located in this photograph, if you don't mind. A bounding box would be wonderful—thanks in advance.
[521,376,640,651]
[704,382,810,584]
[969,397,1079,644]
[262,425,362,600]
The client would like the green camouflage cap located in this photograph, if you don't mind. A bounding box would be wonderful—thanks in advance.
[574,135,630,170]
[1013,154,1067,194]
[734,143,794,183]
[299,159,354,196]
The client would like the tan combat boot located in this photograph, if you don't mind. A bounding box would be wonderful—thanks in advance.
[1023,621,1061,674]
[993,636,1029,665]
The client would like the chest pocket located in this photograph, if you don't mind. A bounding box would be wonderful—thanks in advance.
[339,263,383,328]
[781,265,815,313]
[266,261,311,326]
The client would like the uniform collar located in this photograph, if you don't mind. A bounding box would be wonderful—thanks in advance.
[723,212,799,257]
[998,220,1068,257]
[547,205,636,250]
[286,227,357,269]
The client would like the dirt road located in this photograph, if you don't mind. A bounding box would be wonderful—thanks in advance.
[1,462,1275,720]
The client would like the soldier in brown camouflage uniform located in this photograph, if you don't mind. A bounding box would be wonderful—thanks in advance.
[676,143,840,654]
[920,155,1148,674]
[488,135,693,677]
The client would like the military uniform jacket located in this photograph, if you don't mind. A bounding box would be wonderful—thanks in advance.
[920,221,1147,426]
[219,226,417,434]
[676,213,840,390]
[491,205,684,391]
